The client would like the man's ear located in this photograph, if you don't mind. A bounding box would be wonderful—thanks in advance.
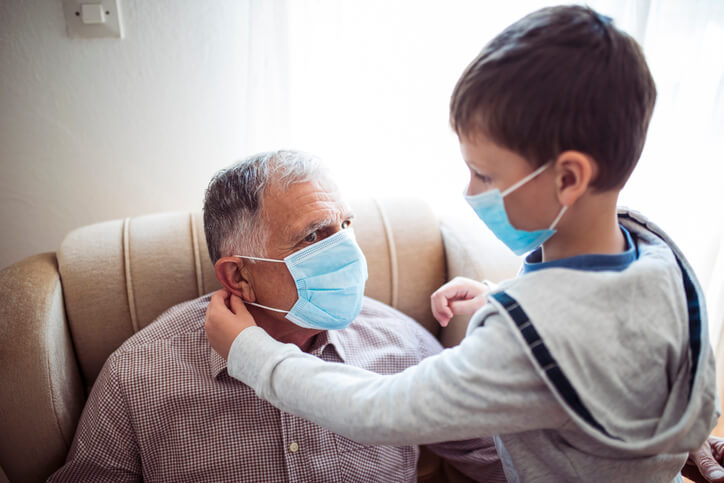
[552,150,596,207]
[214,257,256,302]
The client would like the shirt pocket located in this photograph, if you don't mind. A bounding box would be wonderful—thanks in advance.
[333,434,417,483]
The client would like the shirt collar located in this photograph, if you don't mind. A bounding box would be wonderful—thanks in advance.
[209,328,347,380]
[209,345,229,379]
[318,328,347,361]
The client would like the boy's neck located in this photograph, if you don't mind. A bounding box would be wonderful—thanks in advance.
[540,191,624,262]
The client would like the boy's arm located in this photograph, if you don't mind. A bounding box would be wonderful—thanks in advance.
[409,309,506,482]
[226,309,568,445]
[48,353,142,482]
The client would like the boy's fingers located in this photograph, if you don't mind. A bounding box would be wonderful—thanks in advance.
[432,280,468,299]
[208,290,232,316]
[229,294,247,316]
[450,293,488,315]
[430,292,452,315]
[431,309,448,326]
[431,277,491,326]
[449,298,482,315]
[438,303,454,326]
[209,289,229,306]
[430,298,453,325]
[435,313,451,327]
[430,290,450,308]
[432,288,468,309]
[430,304,448,324]
[437,284,467,299]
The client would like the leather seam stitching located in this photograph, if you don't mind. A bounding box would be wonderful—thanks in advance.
[190,213,204,297]
[373,198,399,308]
[122,218,140,333]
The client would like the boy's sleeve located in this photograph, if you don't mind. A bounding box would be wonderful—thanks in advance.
[397,315,507,481]
[48,353,142,482]
[228,311,569,445]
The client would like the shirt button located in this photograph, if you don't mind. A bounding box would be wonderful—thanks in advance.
[289,442,299,453]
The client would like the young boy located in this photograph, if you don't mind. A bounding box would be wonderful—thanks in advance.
[204,5,719,482]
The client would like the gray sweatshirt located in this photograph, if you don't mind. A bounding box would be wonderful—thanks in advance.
[227,209,719,482]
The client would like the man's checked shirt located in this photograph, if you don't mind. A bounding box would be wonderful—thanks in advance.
[50,295,503,482]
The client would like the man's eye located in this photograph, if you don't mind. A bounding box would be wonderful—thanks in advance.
[341,219,352,229]
[304,232,318,243]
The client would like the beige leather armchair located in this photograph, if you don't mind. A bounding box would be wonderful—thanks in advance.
[0,197,523,482]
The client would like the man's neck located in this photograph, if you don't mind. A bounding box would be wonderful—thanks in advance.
[247,304,323,352]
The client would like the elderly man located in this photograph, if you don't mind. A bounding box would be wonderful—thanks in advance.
[49,150,504,482]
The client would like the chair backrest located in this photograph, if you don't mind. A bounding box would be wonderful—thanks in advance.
[56,197,447,390]
[0,197,450,482]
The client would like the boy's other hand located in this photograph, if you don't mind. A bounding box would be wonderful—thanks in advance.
[431,276,494,327]
[682,437,724,482]
[205,289,257,360]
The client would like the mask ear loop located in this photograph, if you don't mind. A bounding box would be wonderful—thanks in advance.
[498,162,568,230]
[232,255,285,263]
[549,205,568,230]
[230,255,289,313]
[501,163,550,197]
[245,301,289,313]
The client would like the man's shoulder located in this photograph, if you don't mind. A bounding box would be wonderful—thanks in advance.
[96,294,213,390]
[355,296,428,333]
[337,296,442,365]
[115,294,211,355]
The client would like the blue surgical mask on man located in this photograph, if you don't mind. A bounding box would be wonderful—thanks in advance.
[233,229,368,330]
[464,163,568,256]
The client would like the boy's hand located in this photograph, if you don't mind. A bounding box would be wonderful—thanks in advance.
[204,289,257,360]
[682,437,724,482]
[430,276,494,327]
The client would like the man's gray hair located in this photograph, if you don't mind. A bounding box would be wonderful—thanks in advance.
[203,150,333,263]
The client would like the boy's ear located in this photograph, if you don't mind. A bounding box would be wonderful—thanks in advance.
[214,257,256,302]
[552,150,596,206]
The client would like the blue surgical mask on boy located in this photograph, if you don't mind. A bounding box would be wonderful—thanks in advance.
[233,229,368,330]
[464,163,567,256]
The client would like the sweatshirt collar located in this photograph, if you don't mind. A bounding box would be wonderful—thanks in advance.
[522,225,637,274]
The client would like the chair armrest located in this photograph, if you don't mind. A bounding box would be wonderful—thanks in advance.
[0,253,84,482]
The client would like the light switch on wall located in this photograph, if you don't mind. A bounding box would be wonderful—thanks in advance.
[63,0,123,38]
[81,4,106,24]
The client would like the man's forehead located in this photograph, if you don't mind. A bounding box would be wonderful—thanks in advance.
[262,180,349,237]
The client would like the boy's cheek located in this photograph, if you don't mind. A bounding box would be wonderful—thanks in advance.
[506,197,553,231]
[504,197,537,230]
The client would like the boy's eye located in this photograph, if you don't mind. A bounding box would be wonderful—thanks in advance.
[475,172,493,184]
[304,232,318,243]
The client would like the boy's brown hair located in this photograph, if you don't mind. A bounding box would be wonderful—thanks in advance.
[450,5,656,190]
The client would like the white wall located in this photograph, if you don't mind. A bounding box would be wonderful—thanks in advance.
[0,0,289,269]
[3,0,723,300]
